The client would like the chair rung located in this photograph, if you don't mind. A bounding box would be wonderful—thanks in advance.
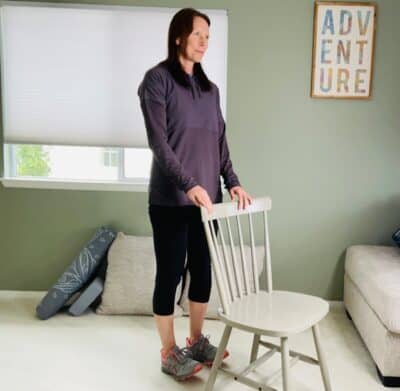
[262,355,300,385]
[219,367,278,391]
[259,339,319,365]
[240,348,278,377]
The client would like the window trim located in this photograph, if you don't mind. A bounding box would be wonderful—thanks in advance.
[0,176,149,192]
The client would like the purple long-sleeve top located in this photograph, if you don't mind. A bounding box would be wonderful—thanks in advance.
[137,63,241,206]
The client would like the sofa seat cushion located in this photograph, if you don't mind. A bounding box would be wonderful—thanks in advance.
[345,245,400,333]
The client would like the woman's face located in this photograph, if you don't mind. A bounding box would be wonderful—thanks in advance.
[177,16,209,64]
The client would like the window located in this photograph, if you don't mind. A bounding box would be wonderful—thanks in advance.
[4,143,152,183]
[103,148,119,168]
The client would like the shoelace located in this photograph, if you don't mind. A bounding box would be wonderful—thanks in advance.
[172,346,193,364]
[192,334,211,354]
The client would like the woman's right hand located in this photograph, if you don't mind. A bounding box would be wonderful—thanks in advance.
[186,185,213,214]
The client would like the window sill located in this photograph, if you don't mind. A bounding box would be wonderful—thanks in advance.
[0,177,149,192]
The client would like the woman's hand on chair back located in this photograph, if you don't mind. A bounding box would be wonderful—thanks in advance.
[186,185,213,214]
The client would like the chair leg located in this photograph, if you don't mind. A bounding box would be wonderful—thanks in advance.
[205,325,232,391]
[312,323,332,391]
[250,333,260,363]
[281,336,291,390]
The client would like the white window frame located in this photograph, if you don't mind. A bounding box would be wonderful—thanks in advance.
[0,144,150,192]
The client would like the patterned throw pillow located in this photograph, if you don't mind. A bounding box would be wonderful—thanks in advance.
[393,228,400,247]
[36,226,116,320]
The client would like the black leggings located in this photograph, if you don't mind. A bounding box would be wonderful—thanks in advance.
[148,204,219,316]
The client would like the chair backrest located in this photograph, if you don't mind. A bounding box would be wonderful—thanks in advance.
[200,196,272,315]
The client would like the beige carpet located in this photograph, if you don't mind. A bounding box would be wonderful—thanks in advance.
[0,290,397,391]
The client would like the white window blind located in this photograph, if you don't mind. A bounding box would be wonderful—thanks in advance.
[0,1,228,148]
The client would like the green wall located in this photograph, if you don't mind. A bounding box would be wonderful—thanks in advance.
[1,0,399,299]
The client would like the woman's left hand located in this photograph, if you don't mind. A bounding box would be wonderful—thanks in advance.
[229,186,253,210]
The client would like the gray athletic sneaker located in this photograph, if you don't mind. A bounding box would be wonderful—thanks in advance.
[161,345,203,381]
[186,334,229,367]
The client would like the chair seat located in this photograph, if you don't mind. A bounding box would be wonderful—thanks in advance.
[218,290,329,337]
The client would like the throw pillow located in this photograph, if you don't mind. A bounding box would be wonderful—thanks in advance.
[393,228,400,247]
[96,232,183,317]
[36,226,116,320]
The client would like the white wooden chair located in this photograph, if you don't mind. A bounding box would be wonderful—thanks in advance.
[200,196,332,391]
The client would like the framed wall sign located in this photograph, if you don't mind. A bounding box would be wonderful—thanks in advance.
[311,1,377,99]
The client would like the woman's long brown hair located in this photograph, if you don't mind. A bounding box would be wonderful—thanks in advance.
[159,8,212,92]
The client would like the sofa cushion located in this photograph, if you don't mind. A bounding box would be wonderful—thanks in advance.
[96,233,183,317]
[180,245,265,319]
[345,245,400,333]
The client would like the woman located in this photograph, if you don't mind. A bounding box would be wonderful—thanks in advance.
[138,8,252,381]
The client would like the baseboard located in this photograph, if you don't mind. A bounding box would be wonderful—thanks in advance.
[328,300,344,312]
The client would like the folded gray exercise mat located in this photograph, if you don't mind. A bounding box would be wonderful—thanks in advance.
[36,226,116,320]
[68,276,104,316]
[64,255,107,315]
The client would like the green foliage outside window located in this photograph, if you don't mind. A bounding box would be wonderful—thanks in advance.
[16,145,50,176]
